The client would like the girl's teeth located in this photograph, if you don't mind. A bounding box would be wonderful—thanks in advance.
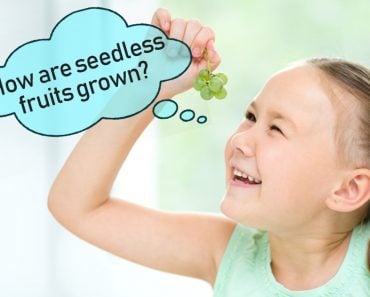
[232,167,262,184]
[234,169,242,176]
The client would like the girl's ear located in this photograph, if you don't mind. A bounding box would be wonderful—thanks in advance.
[326,168,370,212]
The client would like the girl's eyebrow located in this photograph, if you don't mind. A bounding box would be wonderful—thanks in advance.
[250,101,297,131]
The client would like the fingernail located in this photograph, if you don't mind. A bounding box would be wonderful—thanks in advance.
[192,47,200,57]
[208,40,215,52]
[166,43,180,58]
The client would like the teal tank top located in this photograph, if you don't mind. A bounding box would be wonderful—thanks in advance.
[213,222,370,296]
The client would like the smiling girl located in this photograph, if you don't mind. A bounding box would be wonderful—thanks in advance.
[48,8,370,296]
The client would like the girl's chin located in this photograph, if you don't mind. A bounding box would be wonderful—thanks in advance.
[220,193,265,229]
[219,193,250,220]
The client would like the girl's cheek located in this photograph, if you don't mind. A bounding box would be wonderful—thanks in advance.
[257,144,285,176]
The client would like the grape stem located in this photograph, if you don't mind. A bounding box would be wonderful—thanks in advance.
[203,48,211,72]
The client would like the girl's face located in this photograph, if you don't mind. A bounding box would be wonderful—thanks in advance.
[221,65,342,234]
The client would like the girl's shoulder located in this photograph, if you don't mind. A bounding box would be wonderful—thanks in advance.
[353,222,370,255]
[220,223,267,260]
[214,222,370,296]
[213,223,268,294]
[345,222,370,295]
[352,221,370,265]
[356,221,370,234]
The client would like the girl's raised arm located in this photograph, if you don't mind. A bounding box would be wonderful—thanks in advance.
[48,8,235,286]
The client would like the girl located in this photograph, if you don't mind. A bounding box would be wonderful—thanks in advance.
[48,8,370,296]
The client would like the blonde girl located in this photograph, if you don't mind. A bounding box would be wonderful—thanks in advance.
[48,8,370,296]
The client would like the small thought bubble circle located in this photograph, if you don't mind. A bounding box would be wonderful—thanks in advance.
[152,99,207,124]
[196,115,207,124]
[152,99,178,119]
[179,109,194,122]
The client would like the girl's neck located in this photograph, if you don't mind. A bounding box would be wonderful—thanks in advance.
[268,229,353,290]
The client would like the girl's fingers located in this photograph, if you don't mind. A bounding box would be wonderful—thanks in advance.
[151,10,220,69]
[182,20,203,56]
[151,8,171,32]
[205,40,221,71]
[191,26,215,59]
[168,18,186,40]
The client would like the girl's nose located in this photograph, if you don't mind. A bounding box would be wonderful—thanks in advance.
[230,128,256,158]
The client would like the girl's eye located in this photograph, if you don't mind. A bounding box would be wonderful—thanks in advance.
[245,111,284,135]
[270,125,283,134]
[245,111,256,122]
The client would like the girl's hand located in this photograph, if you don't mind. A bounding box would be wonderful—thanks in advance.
[151,8,221,99]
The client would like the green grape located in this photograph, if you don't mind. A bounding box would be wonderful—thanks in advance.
[214,87,227,100]
[193,67,228,100]
[193,77,206,91]
[198,69,210,80]
[200,86,213,100]
[209,76,224,92]
[216,73,228,85]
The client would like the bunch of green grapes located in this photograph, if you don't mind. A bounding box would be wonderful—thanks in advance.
[192,69,228,100]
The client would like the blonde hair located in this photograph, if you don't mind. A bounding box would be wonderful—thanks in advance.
[306,57,370,270]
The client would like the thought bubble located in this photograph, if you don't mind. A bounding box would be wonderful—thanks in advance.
[153,99,207,124]
[0,7,191,136]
